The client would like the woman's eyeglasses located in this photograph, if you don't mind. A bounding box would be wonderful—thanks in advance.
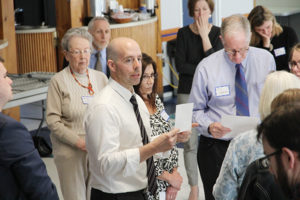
[289,60,300,70]
[68,49,91,56]
[142,73,157,81]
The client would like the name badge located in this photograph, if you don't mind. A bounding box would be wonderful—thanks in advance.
[215,85,230,97]
[81,96,93,104]
[160,109,169,121]
[274,47,286,57]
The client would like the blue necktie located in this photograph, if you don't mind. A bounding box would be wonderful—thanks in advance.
[235,64,250,116]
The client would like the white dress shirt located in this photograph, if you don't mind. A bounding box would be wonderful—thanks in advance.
[84,78,151,193]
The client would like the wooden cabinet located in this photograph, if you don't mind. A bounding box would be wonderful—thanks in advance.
[16,28,57,73]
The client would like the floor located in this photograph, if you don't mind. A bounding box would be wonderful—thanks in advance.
[21,97,206,200]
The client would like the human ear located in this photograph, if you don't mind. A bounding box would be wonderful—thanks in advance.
[282,147,296,169]
[107,59,116,73]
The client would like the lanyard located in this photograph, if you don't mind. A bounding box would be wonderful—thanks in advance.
[70,68,95,95]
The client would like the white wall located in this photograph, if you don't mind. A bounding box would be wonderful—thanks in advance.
[256,0,300,8]
[212,0,254,26]
[160,0,183,30]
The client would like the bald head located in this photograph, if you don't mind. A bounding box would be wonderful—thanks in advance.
[107,37,142,91]
[107,37,140,62]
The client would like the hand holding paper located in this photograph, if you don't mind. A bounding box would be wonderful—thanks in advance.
[174,103,194,142]
[175,103,194,132]
[208,122,231,139]
[221,114,260,139]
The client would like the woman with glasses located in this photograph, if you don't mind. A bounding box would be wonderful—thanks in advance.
[134,53,183,200]
[248,5,298,71]
[213,71,300,200]
[46,28,108,200]
[175,0,223,198]
[289,43,300,78]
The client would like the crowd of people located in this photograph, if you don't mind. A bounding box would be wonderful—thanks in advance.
[1,0,300,200]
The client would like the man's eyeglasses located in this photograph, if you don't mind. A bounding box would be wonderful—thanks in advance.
[289,60,300,70]
[142,73,157,81]
[225,48,249,56]
[68,49,91,56]
[259,149,282,168]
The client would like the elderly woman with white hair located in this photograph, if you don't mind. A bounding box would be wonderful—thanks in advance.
[46,28,108,200]
[213,71,300,200]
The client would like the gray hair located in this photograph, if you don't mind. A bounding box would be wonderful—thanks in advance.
[61,27,93,51]
[88,16,109,32]
[259,71,300,120]
[221,14,251,44]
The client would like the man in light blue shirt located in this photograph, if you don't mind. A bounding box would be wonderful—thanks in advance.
[88,17,111,77]
[189,14,276,200]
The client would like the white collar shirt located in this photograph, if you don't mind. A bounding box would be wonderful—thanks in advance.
[84,78,151,193]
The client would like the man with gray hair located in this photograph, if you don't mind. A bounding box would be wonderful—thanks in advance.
[189,14,276,200]
[87,17,111,76]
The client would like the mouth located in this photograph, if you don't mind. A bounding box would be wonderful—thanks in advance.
[132,74,140,78]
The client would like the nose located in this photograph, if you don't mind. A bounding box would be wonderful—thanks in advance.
[147,76,154,84]
[262,28,267,34]
[8,77,13,85]
[133,58,141,68]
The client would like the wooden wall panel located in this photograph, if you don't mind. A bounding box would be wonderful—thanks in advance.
[111,21,157,68]
[70,0,86,27]
[155,0,163,94]
[118,0,139,9]
[0,0,20,120]
[16,32,57,73]
[55,0,71,70]
[0,0,17,74]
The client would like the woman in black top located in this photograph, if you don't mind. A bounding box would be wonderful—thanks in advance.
[175,0,223,97]
[248,5,298,71]
[175,0,223,200]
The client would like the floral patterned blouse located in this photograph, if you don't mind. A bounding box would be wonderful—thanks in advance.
[148,95,179,200]
[213,129,264,200]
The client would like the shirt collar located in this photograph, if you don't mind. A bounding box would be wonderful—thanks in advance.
[92,48,106,55]
[109,78,135,103]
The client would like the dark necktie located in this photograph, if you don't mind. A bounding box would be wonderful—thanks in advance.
[94,51,102,71]
[235,64,250,116]
[130,95,157,196]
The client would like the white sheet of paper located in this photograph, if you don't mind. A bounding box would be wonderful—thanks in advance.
[221,114,260,139]
[175,103,194,132]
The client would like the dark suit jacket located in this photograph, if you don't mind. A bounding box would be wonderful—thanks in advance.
[0,113,59,200]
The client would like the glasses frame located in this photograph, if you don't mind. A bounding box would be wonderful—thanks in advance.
[289,60,300,70]
[225,47,249,56]
[142,73,158,81]
[68,48,91,56]
[259,149,282,169]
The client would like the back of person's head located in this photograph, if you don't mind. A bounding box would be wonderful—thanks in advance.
[188,0,214,17]
[258,102,300,156]
[271,89,300,112]
[221,14,251,44]
[259,71,300,119]
[87,16,109,32]
[61,27,93,51]
[248,5,283,46]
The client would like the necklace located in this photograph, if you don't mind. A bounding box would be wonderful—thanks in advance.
[70,68,95,95]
